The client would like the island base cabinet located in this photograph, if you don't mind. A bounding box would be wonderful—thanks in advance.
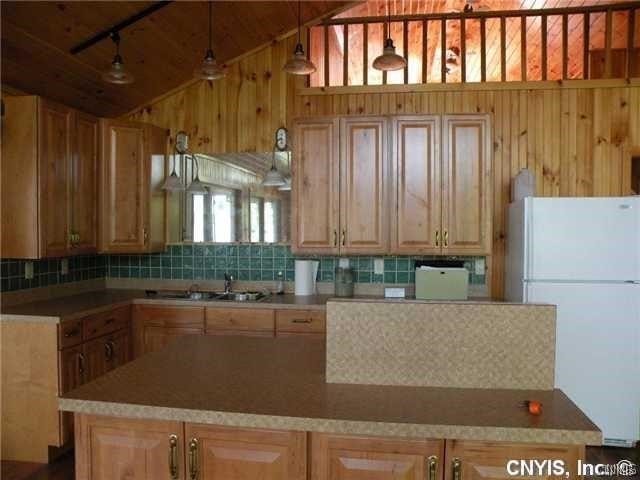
[443,440,585,480]
[310,433,445,480]
[185,424,307,480]
[74,414,184,480]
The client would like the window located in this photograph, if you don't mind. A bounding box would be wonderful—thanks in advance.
[250,196,280,243]
[190,187,236,243]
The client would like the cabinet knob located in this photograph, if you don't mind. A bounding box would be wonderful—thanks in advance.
[168,434,179,480]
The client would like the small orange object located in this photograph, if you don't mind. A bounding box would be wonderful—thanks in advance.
[527,400,542,415]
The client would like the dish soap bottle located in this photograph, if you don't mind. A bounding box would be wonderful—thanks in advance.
[275,271,285,295]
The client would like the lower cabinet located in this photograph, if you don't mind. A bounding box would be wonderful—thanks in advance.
[132,305,204,357]
[75,415,184,480]
[73,415,587,480]
[310,433,444,480]
[444,440,584,480]
[185,424,307,480]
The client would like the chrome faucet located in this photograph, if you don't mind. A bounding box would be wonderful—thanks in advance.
[224,273,233,294]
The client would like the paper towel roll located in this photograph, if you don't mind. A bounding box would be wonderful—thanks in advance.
[294,260,319,296]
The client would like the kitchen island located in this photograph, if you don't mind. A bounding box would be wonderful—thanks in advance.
[60,335,600,480]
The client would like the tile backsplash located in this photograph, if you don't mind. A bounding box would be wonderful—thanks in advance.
[0,244,486,293]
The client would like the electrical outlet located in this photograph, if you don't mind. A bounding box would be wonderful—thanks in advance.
[373,258,384,275]
[24,261,34,280]
[475,258,485,275]
[338,258,349,268]
[60,258,69,275]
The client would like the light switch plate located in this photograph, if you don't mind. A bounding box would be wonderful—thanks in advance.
[24,261,34,280]
[338,258,349,268]
[475,258,485,275]
[373,258,384,275]
[60,258,69,275]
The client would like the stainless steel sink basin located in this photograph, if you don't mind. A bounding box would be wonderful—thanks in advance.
[145,290,267,302]
[213,292,267,302]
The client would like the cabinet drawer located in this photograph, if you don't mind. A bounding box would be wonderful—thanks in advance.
[83,305,130,340]
[206,308,275,333]
[276,309,325,334]
[132,305,204,327]
[58,319,83,349]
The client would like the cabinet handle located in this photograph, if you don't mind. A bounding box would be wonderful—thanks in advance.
[77,353,85,375]
[292,318,312,324]
[333,230,337,247]
[341,229,346,246]
[143,228,149,244]
[452,457,462,480]
[168,434,179,480]
[188,437,199,480]
[76,233,81,244]
[426,455,438,480]
[104,341,115,361]
[444,230,449,247]
[435,230,440,247]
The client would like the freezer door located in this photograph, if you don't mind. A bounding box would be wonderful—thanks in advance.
[527,197,640,281]
[526,282,640,444]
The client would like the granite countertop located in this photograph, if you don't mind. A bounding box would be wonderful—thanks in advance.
[0,289,335,323]
[59,335,601,445]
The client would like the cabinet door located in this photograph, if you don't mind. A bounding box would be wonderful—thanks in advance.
[340,117,388,254]
[75,414,184,480]
[58,345,85,445]
[391,116,441,254]
[99,120,146,253]
[72,111,99,254]
[38,98,73,257]
[444,440,585,480]
[442,115,492,255]
[107,328,131,370]
[205,307,275,336]
[291,118,340,254]
[185,424,306,480]
[132,305,204,357]
[311,433,444,480]
[83,335,109,382]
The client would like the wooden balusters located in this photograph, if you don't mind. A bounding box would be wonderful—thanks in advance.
[343,24,349,86]
[480,17,487,82]
[460,18,466,83]
[324,24,329,87]
[583,12,590,79]
[441,18,447,83]
[422,20,428,84]
[604,8,613,78]
[541,15,548,80]
[500,16,507,81]
[403,20,409,84]
[562,14,569,79]
[521,15,527,81]
[627,9,637,78]
[363,23,368,85]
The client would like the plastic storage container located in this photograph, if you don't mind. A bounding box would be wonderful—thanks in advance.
[334,267,355,297]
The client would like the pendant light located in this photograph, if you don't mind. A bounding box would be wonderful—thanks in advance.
[372,2,407,72]
[283,1,316,75]
[262,150,286,187]
[194,1,225,80]
[102,32,134,84]
[187,155,207,194]
[162,153,185,192]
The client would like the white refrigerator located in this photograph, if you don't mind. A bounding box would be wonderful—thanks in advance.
[505,197,640,447]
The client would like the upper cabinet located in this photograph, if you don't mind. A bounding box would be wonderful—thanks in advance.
[291,117,388,255]
[340,117,388,254]
[292,114,492,256]
[291,118,340,254]
[1,96,98,259]
[98,119,167,254]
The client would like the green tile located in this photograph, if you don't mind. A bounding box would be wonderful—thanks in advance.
[130,268,140,278]
[194,257,204,268]
[214,245,227,256]
[250,270,261,280]
[226,257,238,269]
[162,257,171,268]
[396,258,410,271]
[205,269,216,280]
[274,245,287,258]
[358,258,372,270]
[262,245,274,257]
[140,268,150,278]
[204,245,216,257]
[285,269,295,281]
[171,269,182,279]
[183,268,194,279]
[396,272,409,283]
[215,257,227,268]
[262,258,274,269]
[193,245,205,256]
[182,245,193,256]
[273,257,286,269]
[261,270,274,281]
[238,270,250,281]
[150,268,162,278]
[358,271,371,283]
[384,272,396,283]
[238,245,251,257]
[170,245,182,256]
[183,257,194,268]
[194,269,205,280]
[250,257,261,269]
[150,256,161,267]
[384,258,396,271]
[321,270,334,282]
[320,257,335,271]
[250,245,262,257]
[373,273,384,283]
[172,257,183,268]
[238,257,251,269]
[228,245,238,256]
[204,257,215,269]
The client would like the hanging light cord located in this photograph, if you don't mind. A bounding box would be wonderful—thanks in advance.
[208,2,212,51]
[297,0,301,45]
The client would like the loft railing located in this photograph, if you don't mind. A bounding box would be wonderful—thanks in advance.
[308,2,639,87]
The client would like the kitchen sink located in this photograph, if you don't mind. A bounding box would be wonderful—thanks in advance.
[145,290,268,302]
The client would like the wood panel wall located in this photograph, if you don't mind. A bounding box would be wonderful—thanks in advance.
[125,35,640,299]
